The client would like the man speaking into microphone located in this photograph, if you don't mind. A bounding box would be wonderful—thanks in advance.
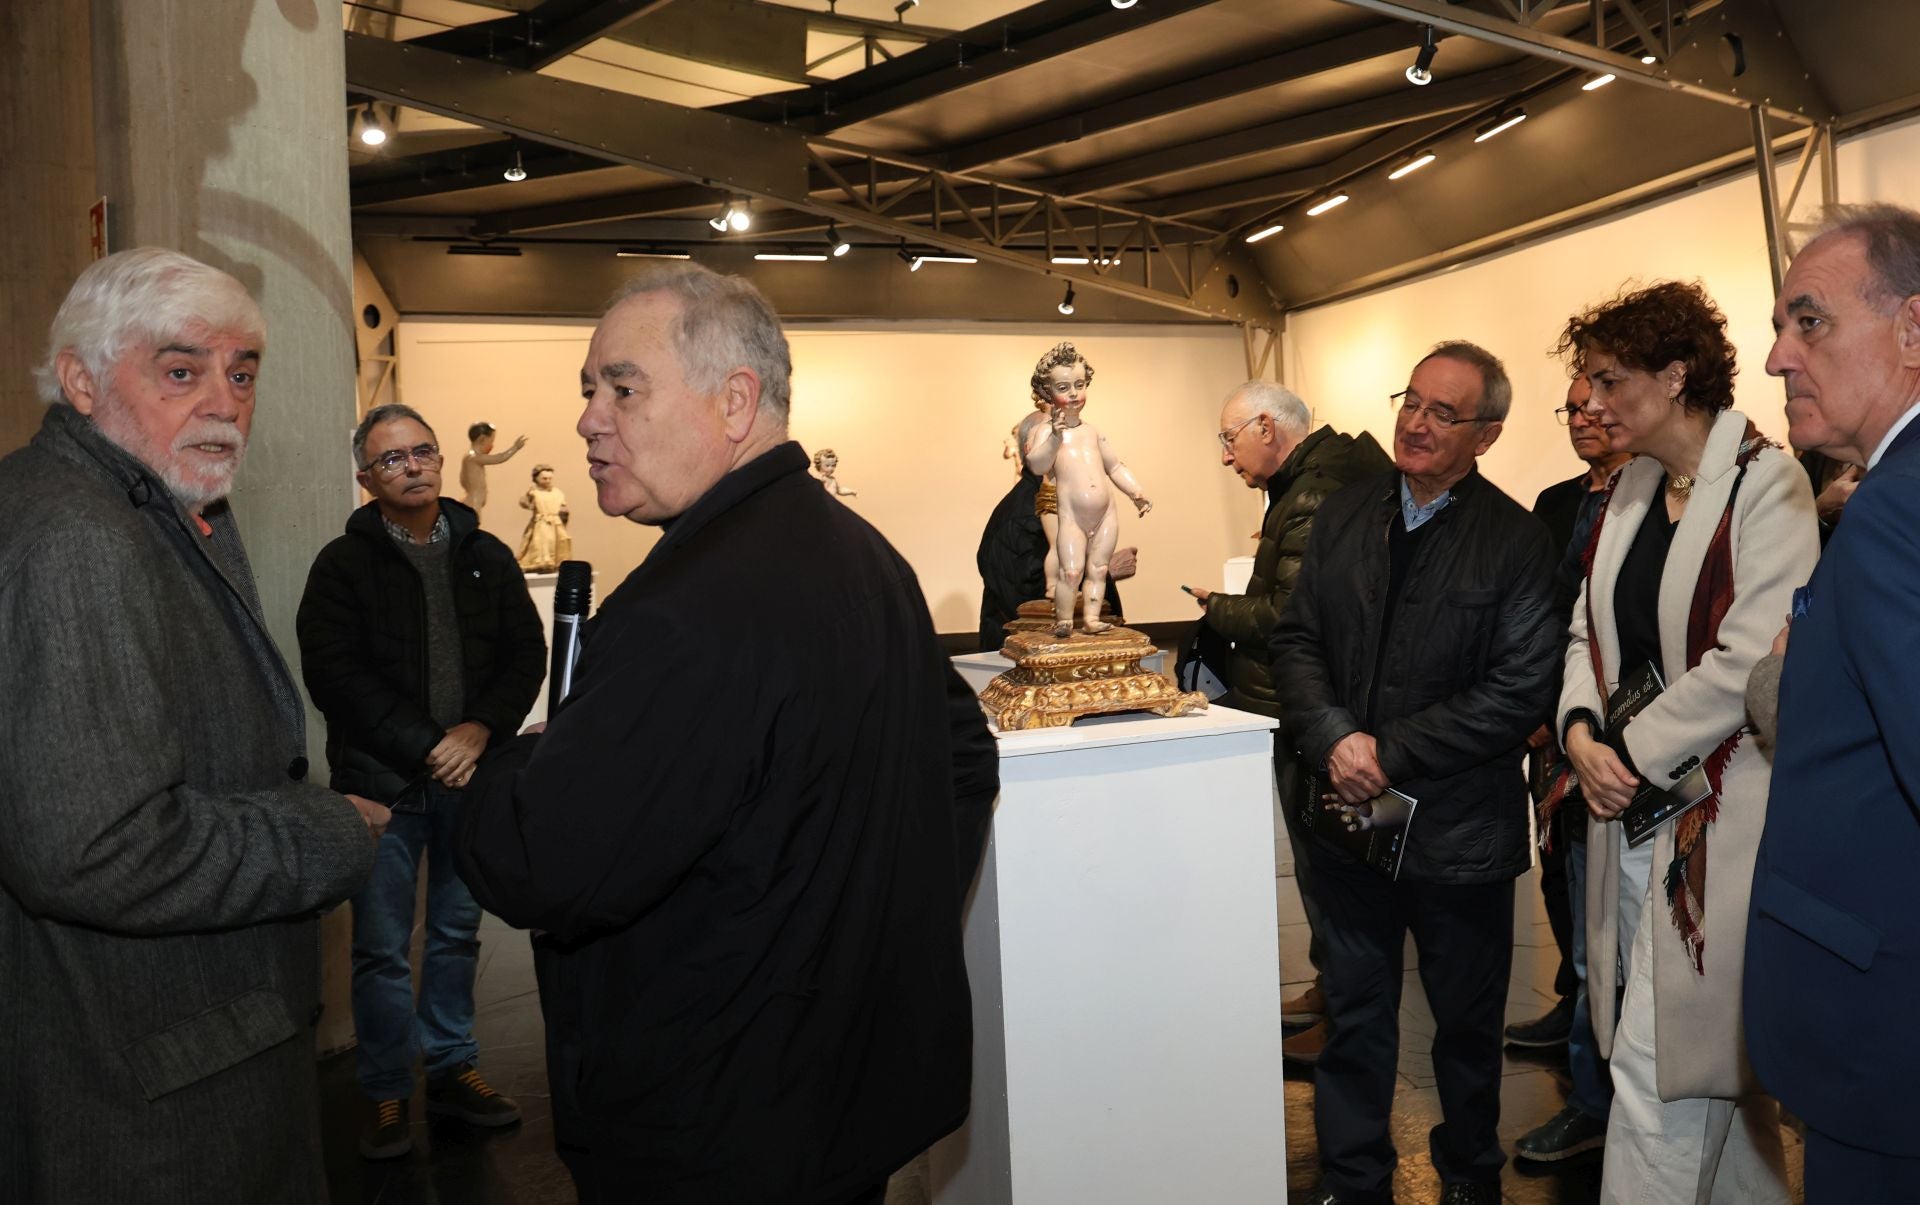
[457,264,999,1205]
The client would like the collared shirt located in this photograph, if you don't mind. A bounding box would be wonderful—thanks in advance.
[1867,399,1920,470]
[383,510,449,546]
[1399,475,1454,531]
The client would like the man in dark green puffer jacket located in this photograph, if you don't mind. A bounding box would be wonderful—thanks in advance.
[1191,380,1390,1061]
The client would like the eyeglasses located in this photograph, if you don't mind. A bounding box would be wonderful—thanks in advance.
[1553,402,1596,426]
[364,443,443,478]
[1218,413,1265,449]
[1391,390,1489,430]
[1042,378,1090,396]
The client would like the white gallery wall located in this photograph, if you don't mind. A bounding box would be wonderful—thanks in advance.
[1284,113,1920,510]
[394,321,1257,636]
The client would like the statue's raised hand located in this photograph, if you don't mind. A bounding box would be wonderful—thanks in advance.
[1133,496,1153,518]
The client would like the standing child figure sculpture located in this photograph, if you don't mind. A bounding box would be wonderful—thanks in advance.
[515,463,572,573]
[459,421,527,517]
[1021,342,1151,638]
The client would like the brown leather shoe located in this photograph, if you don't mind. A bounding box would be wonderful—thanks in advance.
[1283,1019,1327,1067]
[1282,981,1326,1026]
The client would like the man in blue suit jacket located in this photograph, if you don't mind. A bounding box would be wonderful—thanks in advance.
[1747,203,1920,1202]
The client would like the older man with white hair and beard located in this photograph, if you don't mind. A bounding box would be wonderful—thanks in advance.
[0,248,383,1204]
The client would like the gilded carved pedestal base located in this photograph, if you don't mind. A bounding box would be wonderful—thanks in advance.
[982,625,1209,731]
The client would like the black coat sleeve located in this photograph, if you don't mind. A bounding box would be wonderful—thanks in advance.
[295,541,441,774]
[946,665,998,897]
[1270,505,1364,767]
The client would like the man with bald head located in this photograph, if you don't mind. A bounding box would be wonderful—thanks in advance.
[457,263,998,1205]
[1196,380,1387,1062]
[1745,203,1920,1202]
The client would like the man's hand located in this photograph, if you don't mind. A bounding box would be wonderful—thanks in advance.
[1109,546,1138,581]
[347,794,392,841]
[1566,723,1639,819]
[1327,732,1389,804]
[1771,621,1790,658]
[1815,464,1861,524]
[426,721,491,788]
[1188,585,1211,605]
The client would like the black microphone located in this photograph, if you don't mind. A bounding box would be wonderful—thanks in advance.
[549,560,593,721]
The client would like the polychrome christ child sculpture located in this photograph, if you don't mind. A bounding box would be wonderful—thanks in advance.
[1021,342,1151,638]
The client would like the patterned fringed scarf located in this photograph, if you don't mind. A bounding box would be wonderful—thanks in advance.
[1538,423,1772,973]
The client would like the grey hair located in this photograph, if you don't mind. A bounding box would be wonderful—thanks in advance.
[352,402,435,469]
[34,247,265,406]
[1228,380,1311,438]
[605,262,793,419]
[1418,340,1513,422]
[1801,203,1920,314]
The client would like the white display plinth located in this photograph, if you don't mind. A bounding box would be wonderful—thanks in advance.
[949,647,1166,698]
[931,690,1286,1205]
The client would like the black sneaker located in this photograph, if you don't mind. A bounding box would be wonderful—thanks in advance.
[359,1098,412,1160]
[1515,1103,1607,1162]
[1438,1182,1496,1205]
[1503,996,1574,1048]
[426,1064,522,1127]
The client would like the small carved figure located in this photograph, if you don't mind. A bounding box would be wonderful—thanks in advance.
[812,448,858,497]
[1021,342,1151,639]
[516,463,572,573]
[459,421,527,515]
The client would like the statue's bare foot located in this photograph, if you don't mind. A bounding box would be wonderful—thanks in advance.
[1083,619,1113,634]
[1053,622,1072,639]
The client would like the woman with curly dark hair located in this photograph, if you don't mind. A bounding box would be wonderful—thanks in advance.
[1549,280,1816,1203]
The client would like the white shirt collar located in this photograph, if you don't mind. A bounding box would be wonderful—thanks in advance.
[1868,399,1920,469]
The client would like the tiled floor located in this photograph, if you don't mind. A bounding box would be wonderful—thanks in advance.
[321,853,1804,1204]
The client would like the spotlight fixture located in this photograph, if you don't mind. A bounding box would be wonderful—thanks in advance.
[755,251,830,262]
[1473,108,1528,143]
[894,0,918,18]
[1405,25,1438,86]
[502,150,527,182]
[1388,152,1436,180]
[1641,54,1658,64]
[1244,223,1284,244]
[728,199,752,232]
[826,224,851,257]
[708,203,731,233]
[1057,284,1076,316]
[353,105,389,147]
[1305,193,1350,217]
[1582,73,1616,91]
[1112,0,1140,7]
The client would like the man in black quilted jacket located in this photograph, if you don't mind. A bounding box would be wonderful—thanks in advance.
[1273,342,1558,1205]
[296,403,546,1160]
[1191,379,1389,1062]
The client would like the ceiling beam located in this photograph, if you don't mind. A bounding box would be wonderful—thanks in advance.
[344,31,1279,326]
[1325,0,1831,123]
[941,21,1433,171]
[352,145,614,206]
[409,0,676,71]
[711,0,1218,133]
[1042,57,1561,197]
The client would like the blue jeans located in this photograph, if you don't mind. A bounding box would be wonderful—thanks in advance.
[350,793,482,1099]
[1564,831,1612,1121]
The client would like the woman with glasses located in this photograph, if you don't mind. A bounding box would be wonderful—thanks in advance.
[1553,281,1816,1204]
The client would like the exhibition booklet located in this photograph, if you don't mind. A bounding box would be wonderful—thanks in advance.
[1301,771,1419,880]
[1605,662,1713,847]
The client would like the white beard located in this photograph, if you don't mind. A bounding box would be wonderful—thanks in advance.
[91,398,248,512]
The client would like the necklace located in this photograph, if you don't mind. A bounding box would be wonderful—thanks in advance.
[1667,474,1695,497]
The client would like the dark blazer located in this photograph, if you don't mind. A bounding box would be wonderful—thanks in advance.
[1202,425,1391,718]
[1271,468,1559,883]
[296,498,545,803]
[457,442,998,1205]
[0,406,374,1204]
[1745,419,1920,1156]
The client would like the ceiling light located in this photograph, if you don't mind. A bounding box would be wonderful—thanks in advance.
[1582,73,1616,91]
[826,224,851,257]
[1306,193,1350,216]
[447,243,521,257]
[1245,224,1284,244]
[894,0,917,17]
[755,251,829,262]
[353,105,389,147]
[1050,255,1118,266]
[1388,152,1436,180]
[616,247,691,259]
[1057,284,1076,316]
[708,203,730,233]
[1473,108,1528,142]
[917,254,978,264]
[1641,54,1658,64]
[502,150,527,182]
[728,199,751,232]
[1405,24,1438,86]
[1112,0,1139,7]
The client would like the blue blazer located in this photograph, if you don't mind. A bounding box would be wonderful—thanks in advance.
[1745,418,1920,1155]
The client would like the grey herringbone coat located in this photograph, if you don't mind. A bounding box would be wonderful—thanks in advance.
[0,405,375,1204]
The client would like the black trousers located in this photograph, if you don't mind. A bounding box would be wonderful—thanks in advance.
[1308,841,1515,1199]
[1804,1128,1920,1205]
[1275,734,1327,976]
[1537,809,1576,1000]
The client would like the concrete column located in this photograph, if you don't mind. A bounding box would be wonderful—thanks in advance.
[0,0,97,454]
[91,0,361,1053]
